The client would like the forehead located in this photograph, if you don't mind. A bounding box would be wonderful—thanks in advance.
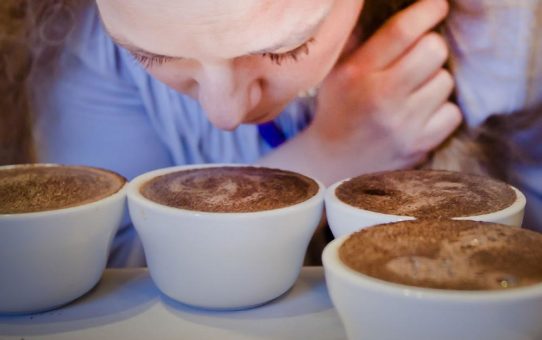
[96,0,334,59]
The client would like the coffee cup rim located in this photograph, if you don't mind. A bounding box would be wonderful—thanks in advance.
[127,163,325,217]
[0,163,127,219]
[323,234,542,302]
[326,176,526,222]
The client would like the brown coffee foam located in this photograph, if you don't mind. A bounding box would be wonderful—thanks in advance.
[0,165,125,214]
[140,166,319,212]
[339,219,542,290]
[336,170,516,218]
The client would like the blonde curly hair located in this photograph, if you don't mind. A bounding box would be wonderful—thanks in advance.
[0,0,84,165]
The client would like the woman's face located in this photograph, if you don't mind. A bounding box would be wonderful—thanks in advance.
[96,0,363,130]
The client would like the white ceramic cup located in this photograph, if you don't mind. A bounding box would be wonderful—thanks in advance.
[325,178,526,238]
[323,234,542,340]
[127,164,325,310]
[0,164,127,314]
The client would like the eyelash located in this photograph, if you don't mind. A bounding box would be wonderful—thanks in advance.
[263,38,315,65]
[131,54,172,69]
[131,38,315,68]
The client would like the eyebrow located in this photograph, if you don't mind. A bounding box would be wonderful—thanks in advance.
[107,8,329,60]
[247,13,328,55]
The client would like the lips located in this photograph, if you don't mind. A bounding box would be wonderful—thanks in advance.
[245,114,272,124]
[243,107,284,125]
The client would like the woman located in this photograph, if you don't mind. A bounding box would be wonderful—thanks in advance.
[1,0,458,266]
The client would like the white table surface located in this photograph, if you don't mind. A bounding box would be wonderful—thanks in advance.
[0,267,346,340]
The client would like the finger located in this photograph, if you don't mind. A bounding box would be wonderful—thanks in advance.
[420,102,462,150]
[351,0,449,71]
[408,69,455,123]
[386,32,449,94]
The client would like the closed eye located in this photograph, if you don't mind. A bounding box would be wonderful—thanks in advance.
[130,38,315,68]
[130,53,173,68]
[262,38,315,65]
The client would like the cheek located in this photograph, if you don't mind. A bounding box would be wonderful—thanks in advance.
[262,63,325,107]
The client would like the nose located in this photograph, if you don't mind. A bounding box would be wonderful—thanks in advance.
[196,60,262,131]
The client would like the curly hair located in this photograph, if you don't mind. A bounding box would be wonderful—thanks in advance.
[0,1,33,164]
[0,0,83,165]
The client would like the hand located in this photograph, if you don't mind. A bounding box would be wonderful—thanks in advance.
[310,0,462,175]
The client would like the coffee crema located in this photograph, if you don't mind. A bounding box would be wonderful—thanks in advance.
[336,170,516,218]
[140,166,319,213]
[340,219,542,291]
[0,165,126,214]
